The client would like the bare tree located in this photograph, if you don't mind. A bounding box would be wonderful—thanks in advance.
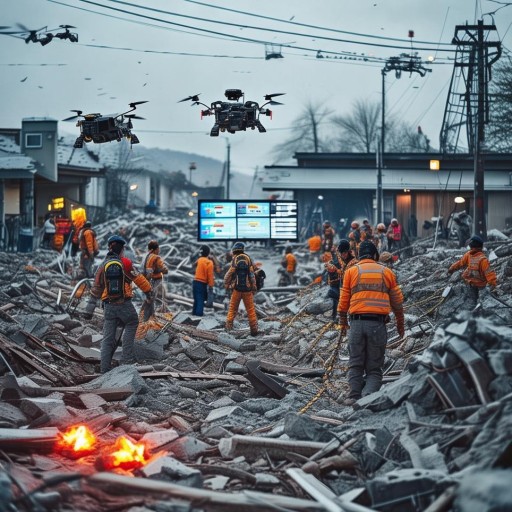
[272,101,334,162]
[331,99,381,153]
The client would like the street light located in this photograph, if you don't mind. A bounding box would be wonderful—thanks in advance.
[377,51,432,223]
[189,162,196,184]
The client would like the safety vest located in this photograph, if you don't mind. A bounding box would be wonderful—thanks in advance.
[348,261,392,314]
[462,252,491,288]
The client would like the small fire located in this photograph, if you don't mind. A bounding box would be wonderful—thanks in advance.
[56,425,97,456]
[102,436,150,470]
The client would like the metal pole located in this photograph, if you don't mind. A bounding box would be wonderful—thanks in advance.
[376,139,383,224]
[226,139,231,199]
[377,68,386,223]
[474,19,487,240]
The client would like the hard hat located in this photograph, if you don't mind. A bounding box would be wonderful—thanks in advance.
[358,240,378,259]
[323,220,331,227]
[351,221,360,229]
[379,251,393,263]
[84,220,92,228]
[391,218,398,225]
[231,241,245,252]
[377,223,386,231]
[107,235,127,246]
[337,239,350,253]
[468,235,484,248]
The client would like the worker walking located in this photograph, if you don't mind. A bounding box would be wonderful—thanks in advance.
[448,235,497,308]
[386,218,402,254]
[84,235,153,373]
[282,245,297,285]
[324,239,357,321]
[141,240,169,320]
[224,242,258,336]
[338,240,405,405]
[79,220,99,278]
[192,245,215,317]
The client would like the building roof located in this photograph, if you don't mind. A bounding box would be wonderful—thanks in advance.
[0,135,36,177]
[57,136,102,171]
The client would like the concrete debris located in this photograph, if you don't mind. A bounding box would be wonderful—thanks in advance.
[0,211,511,511]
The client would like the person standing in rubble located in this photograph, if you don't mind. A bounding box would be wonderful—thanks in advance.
[79,221,99,278]
[192,245,215,317]
[338,240,405,405]
[41,214,56,249]
[224,241,258,336]
[447,235,497,308]
[282,245,297,285]
[84,235,153,373]
[324,239,357,321]
[141,240,169,320]
[386,218,402,254]
[322,220,336,253]
[307,231,322,261]
[348,221,361,258]
[452,211,473,249]
[360,219,374,242]
[375,223,388,252]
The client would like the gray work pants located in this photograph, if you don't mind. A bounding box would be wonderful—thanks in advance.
[101,300,139,373]
[347,319,388,399]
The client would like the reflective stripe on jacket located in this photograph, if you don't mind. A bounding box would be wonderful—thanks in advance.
[338,258,404,315]
[449,249,497,288]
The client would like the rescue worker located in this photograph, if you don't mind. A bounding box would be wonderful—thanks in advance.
[224,241,258,336]
[324,239,357,320]
[41,214,56,249]
[360,219,374,242]
[84,235,153,373]
[379,251,394,268]
[282,245,297,285]
[322,221,336,253]
[141,240,169,320]
[447,235,497,308]
[307,231,322,261]
[338,240,405,405]
[348,221,361,258]
[386,218,402,254]
[192,245,215,317]
[452,211,472,249]
[79,220,99,278]
[375,223,388,252]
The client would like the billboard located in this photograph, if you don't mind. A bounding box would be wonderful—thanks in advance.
[198,200,298,241]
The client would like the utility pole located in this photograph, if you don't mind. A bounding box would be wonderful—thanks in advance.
[226,139,231,200]
[450,22,501,240]
[377,51,431,223]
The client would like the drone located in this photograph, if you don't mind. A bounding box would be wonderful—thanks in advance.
[0,24,78,45]
[62,101,147,148]
[179,89,285,136]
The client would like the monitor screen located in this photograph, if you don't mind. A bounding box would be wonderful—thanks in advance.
[198,200,298,241]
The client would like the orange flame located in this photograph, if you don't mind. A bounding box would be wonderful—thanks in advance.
[102,436,150,470]
[56,425,97,455]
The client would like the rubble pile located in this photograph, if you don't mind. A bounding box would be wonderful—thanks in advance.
[0,212,511,512]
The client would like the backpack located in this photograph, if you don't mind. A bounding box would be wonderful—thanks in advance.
[254,268,266,291]
[233,253,251,292]
[104,256,125,301]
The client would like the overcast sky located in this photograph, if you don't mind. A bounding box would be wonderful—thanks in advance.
[1,0,511,176]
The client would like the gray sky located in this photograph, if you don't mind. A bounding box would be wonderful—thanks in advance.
[1,0,511,176]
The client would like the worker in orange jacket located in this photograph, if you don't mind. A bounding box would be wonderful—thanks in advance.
[448,235,497,308]
[192,245,215,317]
[307,232,322,261]
[141,240,169,320]
[322,221,336,253]
[282,245,297,284]
[224,242,258,336]
[79,221,99,278]
[338,240,405,405]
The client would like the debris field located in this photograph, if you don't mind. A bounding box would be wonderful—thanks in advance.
[1,211,512,512]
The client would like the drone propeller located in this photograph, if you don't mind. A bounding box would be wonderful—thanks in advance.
[178,93,201,103]
[267,100,284,106]
[0,23,46,35]
[62,110,83,121]
[129,100,148,108]
[59,25,76,29]
[125,114,145,120]
[264,93,286,101]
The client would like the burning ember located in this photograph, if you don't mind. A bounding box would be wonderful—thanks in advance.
[56,425,97,457]
[101,436,150,471]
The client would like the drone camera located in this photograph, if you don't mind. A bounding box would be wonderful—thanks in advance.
[224,89,243,101]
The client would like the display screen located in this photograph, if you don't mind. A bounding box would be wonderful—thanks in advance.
[198,200,298,241]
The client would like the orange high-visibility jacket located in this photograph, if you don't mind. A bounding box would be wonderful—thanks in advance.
[143,252,169,280]
[308,235,322,253]
[79,228,99,256]
[284,253,297,273]
[194,256,215,287]
[448,249,497,288]
[91,256,151,302]
[338,258,404,316]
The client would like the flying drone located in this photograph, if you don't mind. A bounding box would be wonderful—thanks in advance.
[62,101,147,148]
[0,24,78,45]
[178,89,285,136]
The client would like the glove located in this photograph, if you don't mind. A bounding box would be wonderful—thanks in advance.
[395,311,405,338]
[339,312,349,335]
[145,291,154,303]
[83,298,97,320]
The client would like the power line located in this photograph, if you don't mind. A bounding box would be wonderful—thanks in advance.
[100,0,458,53]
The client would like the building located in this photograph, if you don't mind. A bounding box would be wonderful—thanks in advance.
[261,152,512,239]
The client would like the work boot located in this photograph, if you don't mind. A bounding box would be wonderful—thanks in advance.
[250,330,258,337]
[225,322,233,331]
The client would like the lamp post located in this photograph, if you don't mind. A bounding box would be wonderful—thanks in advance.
[377,51,431,223]
[189,162,196,184]
[225,139,231,199]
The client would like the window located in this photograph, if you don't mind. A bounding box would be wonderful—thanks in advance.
[25,133,42,148]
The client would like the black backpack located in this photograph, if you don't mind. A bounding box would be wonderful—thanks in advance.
[254,268,266,291]
[233,253,251,292]
[104,255,125,301]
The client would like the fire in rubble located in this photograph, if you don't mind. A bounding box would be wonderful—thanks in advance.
[56,425,97,457]
[100,436,150,471]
